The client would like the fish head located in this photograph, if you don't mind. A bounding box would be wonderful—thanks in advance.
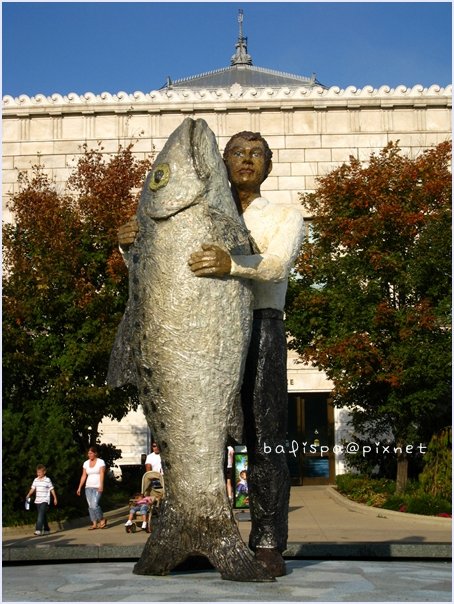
[138,118,231,220]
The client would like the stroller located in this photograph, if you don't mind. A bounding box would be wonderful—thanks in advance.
[125,471,165,533]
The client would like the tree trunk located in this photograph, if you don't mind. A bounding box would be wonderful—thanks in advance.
[395,448,408,494]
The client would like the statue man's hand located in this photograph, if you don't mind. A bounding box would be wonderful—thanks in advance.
[118,216,139,247]
[188,244,232,277]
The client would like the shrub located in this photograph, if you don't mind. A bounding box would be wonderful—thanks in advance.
[336,473,452,516]
[336,474,395,506]
[419,427,452,501]
[383,493,451,516]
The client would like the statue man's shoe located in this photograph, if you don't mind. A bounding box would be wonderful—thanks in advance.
[255,547,286,577]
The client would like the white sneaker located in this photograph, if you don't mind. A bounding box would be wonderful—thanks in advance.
[34,530,42,536]
[43,530,50,535]
[124,521,132,526]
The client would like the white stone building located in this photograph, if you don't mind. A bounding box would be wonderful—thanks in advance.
[3,15,451,483]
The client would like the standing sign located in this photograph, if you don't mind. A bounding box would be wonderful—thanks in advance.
[233,449,249,509]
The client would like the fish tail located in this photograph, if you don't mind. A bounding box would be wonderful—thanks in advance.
[133,502,274,582]
[133,503,187,575]
[133,534,189,577]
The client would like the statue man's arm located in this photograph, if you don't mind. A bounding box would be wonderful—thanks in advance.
[189,207,305,282]
[229,208,304,282]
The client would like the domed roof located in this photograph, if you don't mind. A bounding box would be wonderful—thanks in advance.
[161,10,325,91]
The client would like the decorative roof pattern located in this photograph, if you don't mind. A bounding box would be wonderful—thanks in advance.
[2,85,451,110]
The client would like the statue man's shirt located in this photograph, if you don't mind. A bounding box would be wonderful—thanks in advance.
[230,197,305,310]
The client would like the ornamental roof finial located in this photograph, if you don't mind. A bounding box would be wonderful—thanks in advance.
[231,9,253,66]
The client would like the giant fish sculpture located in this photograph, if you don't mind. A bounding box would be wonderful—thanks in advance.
[107,118,273,582]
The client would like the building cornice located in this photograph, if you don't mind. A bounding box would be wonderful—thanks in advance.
[3,84,451,117]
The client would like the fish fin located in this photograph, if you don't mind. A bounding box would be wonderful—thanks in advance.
[248,232,261,255]
[207,208,255,255]
[134,502,274,582]
[134,537,188,577]
[107,301,139,389]
[134,502,196,576]
[227,394,245,443]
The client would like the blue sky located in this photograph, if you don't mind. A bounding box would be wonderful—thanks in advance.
[2,1,452,98]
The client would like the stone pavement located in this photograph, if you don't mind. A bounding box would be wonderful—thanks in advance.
[2,487,451,602]
[2,559,452,601]
[3,486,451,563]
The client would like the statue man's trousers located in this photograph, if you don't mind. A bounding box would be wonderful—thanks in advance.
[241,308,290,553]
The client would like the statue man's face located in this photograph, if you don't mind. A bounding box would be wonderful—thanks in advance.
[224,137,271,192]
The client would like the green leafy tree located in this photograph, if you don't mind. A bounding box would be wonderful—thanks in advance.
[2,143,152,518]
[286,141,451,492]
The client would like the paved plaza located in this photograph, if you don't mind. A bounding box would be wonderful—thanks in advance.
[3,486,451,602]
[2,559,452,602]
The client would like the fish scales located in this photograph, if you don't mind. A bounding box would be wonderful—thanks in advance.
[135,207,247,489]
[108,118,273,582]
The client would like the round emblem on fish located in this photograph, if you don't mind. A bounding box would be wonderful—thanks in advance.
[148,163,170,191]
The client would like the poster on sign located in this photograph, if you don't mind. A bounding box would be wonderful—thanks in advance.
[233,450,249,509]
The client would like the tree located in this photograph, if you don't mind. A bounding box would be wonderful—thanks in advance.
[2,143,152,517]
[286,141,451,492]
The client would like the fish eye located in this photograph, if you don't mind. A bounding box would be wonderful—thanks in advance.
[149,163,170,191]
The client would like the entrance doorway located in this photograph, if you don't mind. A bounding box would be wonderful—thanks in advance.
[287,393,335,485]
